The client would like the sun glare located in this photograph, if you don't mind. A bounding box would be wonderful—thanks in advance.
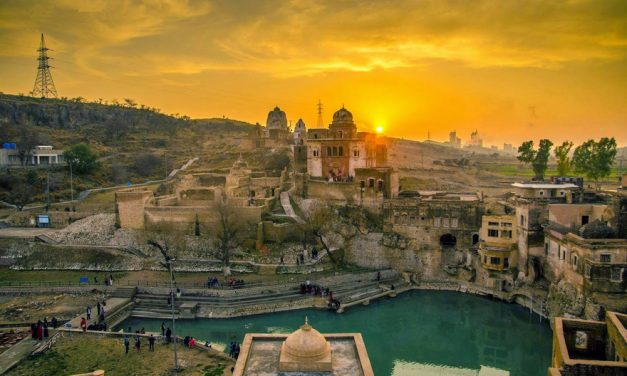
[376,126,384,134]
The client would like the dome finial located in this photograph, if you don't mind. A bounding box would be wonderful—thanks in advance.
[301,316,312,331]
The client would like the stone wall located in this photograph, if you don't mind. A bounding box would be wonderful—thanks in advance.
[115,189,153,229]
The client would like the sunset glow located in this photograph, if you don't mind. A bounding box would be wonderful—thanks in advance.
[0,0,625,145]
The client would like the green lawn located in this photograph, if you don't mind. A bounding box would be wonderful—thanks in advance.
[482,163,623,182]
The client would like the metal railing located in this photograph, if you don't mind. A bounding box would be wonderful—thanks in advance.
[0,280,115,287]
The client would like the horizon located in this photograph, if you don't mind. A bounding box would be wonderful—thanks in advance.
[1,1,626,146]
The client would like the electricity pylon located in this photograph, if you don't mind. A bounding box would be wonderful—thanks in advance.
[32,33,58,98]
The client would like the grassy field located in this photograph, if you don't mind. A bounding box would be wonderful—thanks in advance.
[6,335,233,376]
[481,162,623,182]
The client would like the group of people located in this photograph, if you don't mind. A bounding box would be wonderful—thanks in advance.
[295,247,319,266]
[31,318,57,340]
[183,336,197,348]
[228,341,241,359]
[207,276,220,288]
[299,280,332,298]
[104,274,115,286]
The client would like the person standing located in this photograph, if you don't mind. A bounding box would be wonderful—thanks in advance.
[135,331,141,352]
[36,320,43,340]
[124,335,130,355]
[80,317,87,333]
[97,302,101,316]
[149,334,155,352]
[43,320,49,338]
[160,321,166,337]
[86,306,92,320]
[165,327,172,343]
[51,317,58,329]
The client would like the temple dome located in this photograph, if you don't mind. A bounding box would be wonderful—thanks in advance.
[294,118,306,131]
[266,106,288,129]
[332,107,353,123]
[281,319,330,362]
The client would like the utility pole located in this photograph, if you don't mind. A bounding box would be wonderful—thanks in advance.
[32,34,58,98]
[316,100,323,128]
[167,256,178,372]
[69,161,74,201]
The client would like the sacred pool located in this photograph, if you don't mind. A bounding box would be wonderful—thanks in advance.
[120,290,552,376]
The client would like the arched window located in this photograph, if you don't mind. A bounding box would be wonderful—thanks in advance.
[353,149,359,157]
[339,146,343,156]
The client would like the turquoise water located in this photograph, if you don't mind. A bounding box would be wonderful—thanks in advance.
[121,290,552,376]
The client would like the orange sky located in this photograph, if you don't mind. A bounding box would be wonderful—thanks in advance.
[1,0,626,146]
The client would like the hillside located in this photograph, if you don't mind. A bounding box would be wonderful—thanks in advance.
[0,93,258,205]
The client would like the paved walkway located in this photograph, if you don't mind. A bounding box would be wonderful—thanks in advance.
[279,192,305,224]
[0,337,40,374]
[0,227,57,238]
[67,297,129,329]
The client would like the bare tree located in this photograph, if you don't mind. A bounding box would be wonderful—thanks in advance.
[300,201,341,266]
[214,201,239,278]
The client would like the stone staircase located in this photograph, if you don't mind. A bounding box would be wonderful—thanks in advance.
[110,287,137,299]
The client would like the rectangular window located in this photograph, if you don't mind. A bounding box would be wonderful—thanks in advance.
[502,222,512,227]
[520,215,525,226]
[490,257,500,265]
[442,218,450,228]
[600,254,611,263]
[504,258,509,269]
[483,255,487,264]
[611,268,623,282]
[582,216,589,225]
[353,149,359,157]
[451,218,458,228]
[488,221,499,226]
[368,178,375,188]
[501,230,512,239]
[434,217,441,228]
[488,229,499,237]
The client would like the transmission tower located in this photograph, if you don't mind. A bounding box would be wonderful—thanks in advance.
[316,100,323,127]
[32,33,58,98]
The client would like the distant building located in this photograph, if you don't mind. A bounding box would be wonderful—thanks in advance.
[265,106,290,140]
[477,214,518,290]
[447,131,461,148]
[503,143,516,156]
[0,144,64,166]
[469,130,483,148]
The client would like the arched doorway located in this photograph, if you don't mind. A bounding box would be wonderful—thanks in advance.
[472,233,479,245]
[440,234,457,249]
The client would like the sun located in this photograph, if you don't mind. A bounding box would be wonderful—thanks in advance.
[376,126,384,134]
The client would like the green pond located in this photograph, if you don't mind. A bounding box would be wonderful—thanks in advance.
[120,290,552,376]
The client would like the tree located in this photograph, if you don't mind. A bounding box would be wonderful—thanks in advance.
[17,126,40,165]
[572,138,617,190]
[517,139,553,180]
[214,200,239,278]
[300,201,341,266]
[554,141,573,176]
[63,143,99,174]
[264,152,290,171]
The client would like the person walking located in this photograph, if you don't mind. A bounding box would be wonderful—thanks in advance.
[149,334,155,352]
[124,335,130,355]
[80,317,87,333]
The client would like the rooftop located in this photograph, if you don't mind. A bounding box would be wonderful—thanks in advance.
[512,183,579,189]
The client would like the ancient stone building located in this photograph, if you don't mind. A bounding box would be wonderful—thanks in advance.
[265,106,290,140]
[115,157,284,231]
[383,191,484,251]
[293,118,306,145]
[233,318,374,375]
[508,182,580,278]
[477,214,518,290]
[306,107,388,179]
[549,311,627,375]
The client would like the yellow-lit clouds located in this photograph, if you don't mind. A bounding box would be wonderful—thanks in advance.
[0,0,626,145]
